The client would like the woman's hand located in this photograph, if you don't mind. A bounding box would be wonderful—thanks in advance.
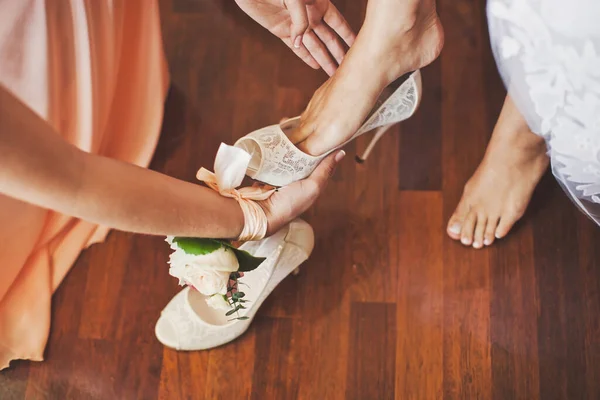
[259,150,345,235]
[235,0,356,76]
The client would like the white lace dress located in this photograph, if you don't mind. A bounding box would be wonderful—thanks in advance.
[488,0,600,225]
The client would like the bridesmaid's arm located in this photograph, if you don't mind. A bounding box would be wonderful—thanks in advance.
[0,85,244,239]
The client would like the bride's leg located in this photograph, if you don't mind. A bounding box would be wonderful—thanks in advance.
[447,95,549,248]
[289,0,444,156]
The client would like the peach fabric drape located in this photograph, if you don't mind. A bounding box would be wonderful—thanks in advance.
[0,0,169,369]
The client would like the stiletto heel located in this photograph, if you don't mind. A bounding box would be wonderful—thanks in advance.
[355,124,396,163]
[235,70,422,187]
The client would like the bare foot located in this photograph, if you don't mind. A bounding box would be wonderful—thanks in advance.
[289,0,444,156]
[447,96,549,248]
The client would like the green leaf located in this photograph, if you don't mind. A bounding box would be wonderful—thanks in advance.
[236,316,250,321]
[172,237,222,255]
[232,292,245,300]
[225,309,237,316]
[224,244,266,272]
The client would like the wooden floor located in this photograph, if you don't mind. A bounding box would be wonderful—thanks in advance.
[3,0,600,399]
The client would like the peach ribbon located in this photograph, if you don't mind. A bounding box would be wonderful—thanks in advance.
[196,143,275,241]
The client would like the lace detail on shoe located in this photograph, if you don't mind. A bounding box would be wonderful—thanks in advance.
[234,71,422,187]
[356,73,421,136]
[235,120,323,187]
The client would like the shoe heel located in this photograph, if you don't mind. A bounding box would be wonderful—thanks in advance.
[356,124,395,163]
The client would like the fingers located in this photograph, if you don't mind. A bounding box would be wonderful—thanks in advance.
[323,3,356,47]
[302,30,338,76]
[313,24,346,65]
[284,1,354,75]
[283,38,320,70]
[284,0,310,48]
[306,150,346,191]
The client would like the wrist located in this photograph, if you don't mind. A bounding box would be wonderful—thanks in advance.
[224,197,245,239]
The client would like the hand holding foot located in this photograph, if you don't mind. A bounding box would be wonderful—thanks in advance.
[289,0,444,156]
[447,96,549,248]
[258,149,345,235]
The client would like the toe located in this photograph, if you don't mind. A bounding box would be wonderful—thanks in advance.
[472,213,487,249]
[447,199,469,240]
[495,211,520,239]
[460,209,477,246]
[484,216,499,246]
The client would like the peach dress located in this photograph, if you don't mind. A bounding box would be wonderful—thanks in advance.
[0,0,169,369]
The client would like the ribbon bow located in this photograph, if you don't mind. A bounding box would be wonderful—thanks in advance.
[196,144,275,241]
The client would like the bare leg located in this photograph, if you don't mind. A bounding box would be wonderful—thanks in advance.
[447,96,549,248]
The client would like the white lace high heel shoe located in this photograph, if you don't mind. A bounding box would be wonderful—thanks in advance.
[234,70,423,187]
[155,219,314,351]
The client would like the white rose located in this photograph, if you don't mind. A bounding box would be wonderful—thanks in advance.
[206,294,232,310]
[188,269,231,295]
[166,238,239,295]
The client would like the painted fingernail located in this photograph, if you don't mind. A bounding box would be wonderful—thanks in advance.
[335,150,346,162]
[449,224,461,235]
[294,35,302,48]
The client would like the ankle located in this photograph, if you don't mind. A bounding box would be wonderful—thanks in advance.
[335,50,391,98]
[356,6,443,85]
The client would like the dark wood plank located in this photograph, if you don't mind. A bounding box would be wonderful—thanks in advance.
[439,0,493,398]
[78,233,133,340]
[0,361,29,400]
[251,317,299,400]
[205,331,255,399]
[578,214,600,400]
[395,191,444,399]
[346,302,396,400]
[489,225,540,400]
[531,178,588,400]
[158,350,209,400]
[399,59,442,191]
[294,170,354,400]
[351,114,400,303]
[26,337,118,399]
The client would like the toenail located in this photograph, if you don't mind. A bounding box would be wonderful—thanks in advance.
[461,237,470,245]
[484,239,491,246]
[473,242,481,248]
[495,232,502,239]
[449,224,461,234]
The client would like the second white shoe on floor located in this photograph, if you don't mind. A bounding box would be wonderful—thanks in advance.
[155,219,314,351]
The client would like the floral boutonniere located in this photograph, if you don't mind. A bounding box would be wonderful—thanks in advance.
[166,237,265,320]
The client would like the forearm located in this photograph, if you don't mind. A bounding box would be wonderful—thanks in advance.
[76,154,244,238]
[0,85,243,239]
